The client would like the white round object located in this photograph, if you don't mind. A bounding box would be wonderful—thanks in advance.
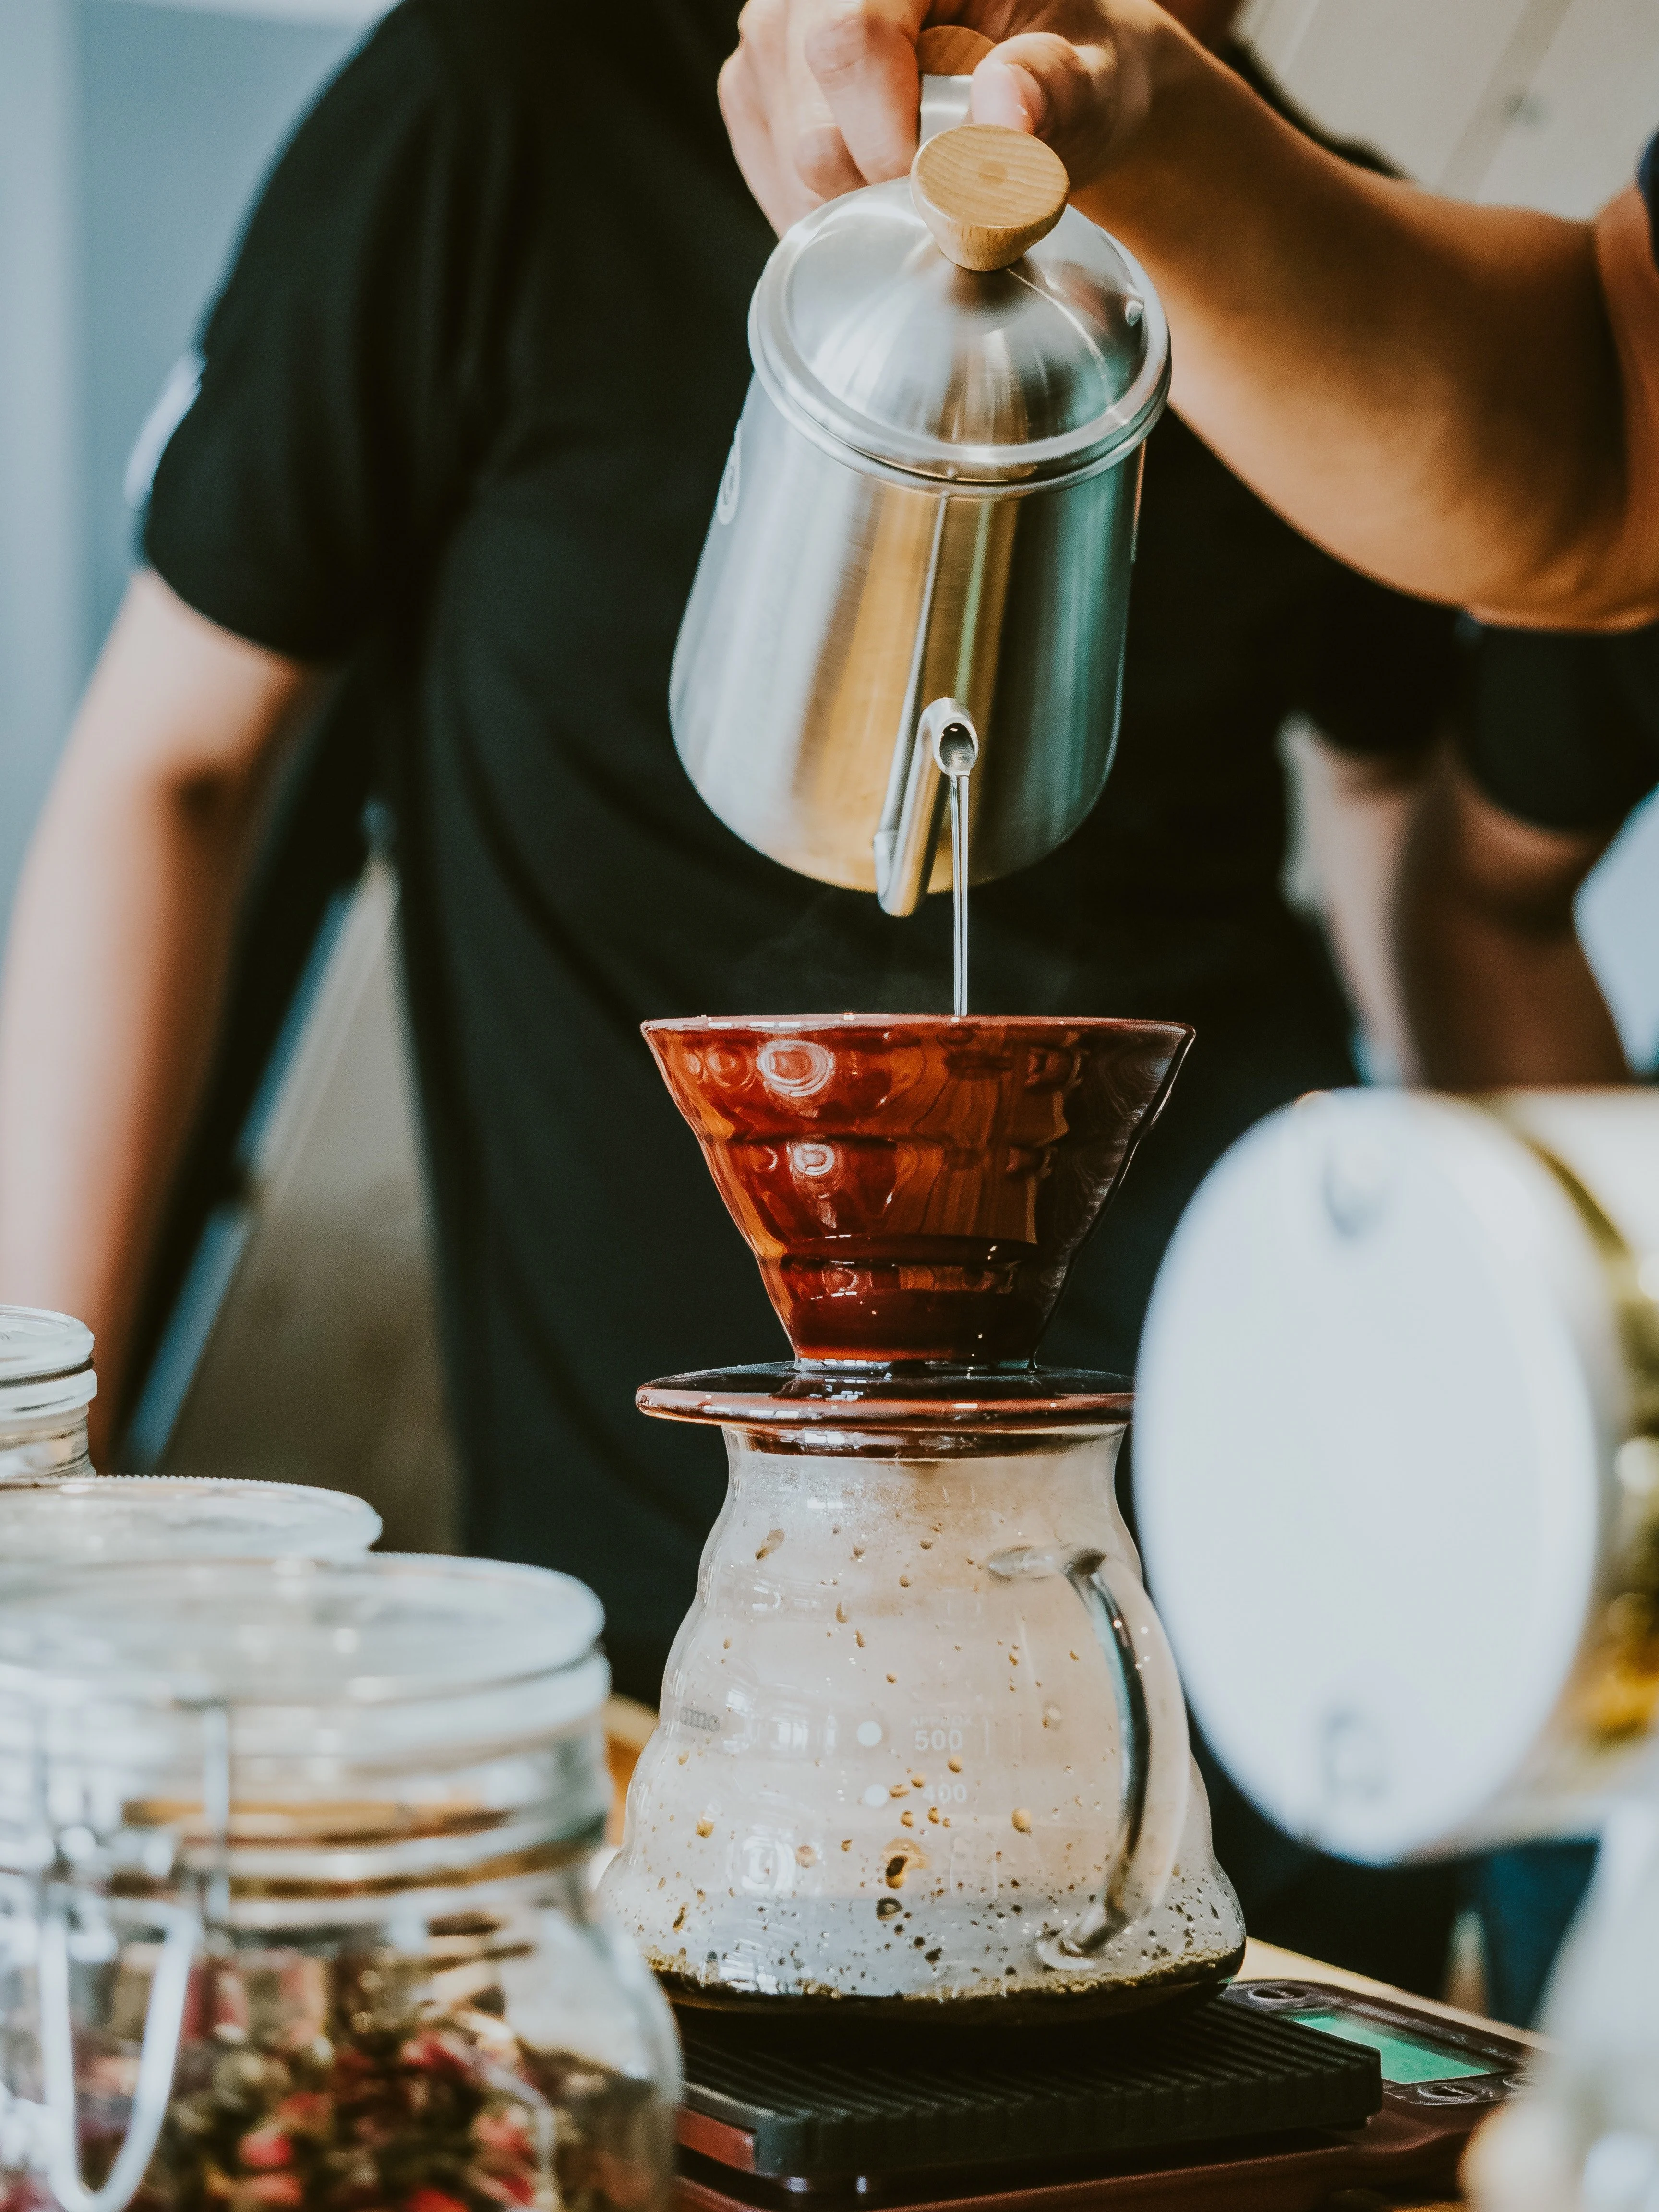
[1137,1089,1625,1862]
[0,1306,95,1423]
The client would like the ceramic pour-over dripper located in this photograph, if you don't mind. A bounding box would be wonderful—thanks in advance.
[645,1016,1192,1365]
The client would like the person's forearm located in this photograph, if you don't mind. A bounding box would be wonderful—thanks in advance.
[1401,910,1627,1090]
[0,764,246,1450]
[1077,26,1633,627]
[720,0,1659,628]
[0,576,312,1455]
[1394,759,1627,1090]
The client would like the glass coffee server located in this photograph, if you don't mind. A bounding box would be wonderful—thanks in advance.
[0,1555,678,2212]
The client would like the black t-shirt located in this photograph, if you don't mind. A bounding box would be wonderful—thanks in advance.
[145,0,1459,1696]
[1458,620,1659,835]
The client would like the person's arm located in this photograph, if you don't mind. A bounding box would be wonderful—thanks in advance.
[719,0,1659,629]
[1393,749,1626,1089]
[0,571,319,1455]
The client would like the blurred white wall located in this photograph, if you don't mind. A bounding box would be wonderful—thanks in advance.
[1239,0,1659,216]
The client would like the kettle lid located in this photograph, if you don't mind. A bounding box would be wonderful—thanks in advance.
[750,143,1169,487]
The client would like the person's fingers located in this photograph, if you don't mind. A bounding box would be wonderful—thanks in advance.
[971,25,1147,188]
[720,0,1158,231]
[719,46,813,235]
[794,121,872,203]
[968,43,1051,133]
[787,11,871,201]
[722,0,832,231]
[803,0,931,184]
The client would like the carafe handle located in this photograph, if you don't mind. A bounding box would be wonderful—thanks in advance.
[40,1883,200,2212]
[991,1544,1189,1960]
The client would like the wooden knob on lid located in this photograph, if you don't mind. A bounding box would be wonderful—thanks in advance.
[910,124,1070,272]
[915,24,995,75]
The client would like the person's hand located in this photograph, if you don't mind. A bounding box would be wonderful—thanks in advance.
[718,0,1173,236]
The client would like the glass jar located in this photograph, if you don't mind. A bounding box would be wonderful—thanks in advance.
[0,1479,381,1573]
[0,1310,96,1482]
[0,1556,677,2212]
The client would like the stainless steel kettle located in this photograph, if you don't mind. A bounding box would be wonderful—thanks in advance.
[670,47,1170,915]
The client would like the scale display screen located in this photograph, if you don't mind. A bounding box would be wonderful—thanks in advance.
[1290,2008,1494,2085]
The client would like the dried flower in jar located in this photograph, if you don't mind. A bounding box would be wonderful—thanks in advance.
[51,1924,665,2212]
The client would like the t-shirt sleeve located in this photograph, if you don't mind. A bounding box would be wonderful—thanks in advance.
[1455,622,1659,833]
[1642,132,1658,267]
[144,1,519,661]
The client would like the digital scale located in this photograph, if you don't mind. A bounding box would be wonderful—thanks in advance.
[674,1979,1531,2212]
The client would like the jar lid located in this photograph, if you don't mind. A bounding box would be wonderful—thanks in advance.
[0,1553,604,1716]
[0,1477,381,1564]
[0,1306,95,1423]
[751,184,1168,485]
[0,1556,611,1901]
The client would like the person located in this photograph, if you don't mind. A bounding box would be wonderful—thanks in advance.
[717,0,1659,2019]
[720,0,1659,630]
[1393,615,1659,2023]
[0,0,1461,1990]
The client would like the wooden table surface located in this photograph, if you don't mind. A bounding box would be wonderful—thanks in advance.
[606,1703,1522,2209]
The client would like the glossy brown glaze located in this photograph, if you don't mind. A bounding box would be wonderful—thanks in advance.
[644,1016,1190,1364]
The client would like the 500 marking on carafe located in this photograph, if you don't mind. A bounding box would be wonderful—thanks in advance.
[913,1714,969,1753]
[912,1717,973,1803]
